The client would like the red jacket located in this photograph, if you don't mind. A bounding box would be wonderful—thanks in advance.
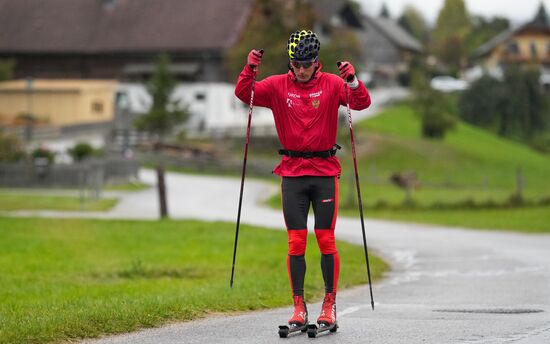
[235,64,371,177]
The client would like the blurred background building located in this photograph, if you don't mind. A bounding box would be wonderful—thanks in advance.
[474,3,550,83]
[0,0,255,82]
[0,0,548,149]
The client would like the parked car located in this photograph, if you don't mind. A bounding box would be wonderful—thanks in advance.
[430,76,469,92]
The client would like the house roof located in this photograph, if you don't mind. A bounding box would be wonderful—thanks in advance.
[475,3,550,57]
[362,15,423,53]
[311,0,349,22]
[0,79,117,91]
[0,0,255,54]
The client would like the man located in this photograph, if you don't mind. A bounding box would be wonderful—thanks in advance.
[235,30,371,328]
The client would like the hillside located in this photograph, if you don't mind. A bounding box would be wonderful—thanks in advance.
[329,102,550,232]
[338,103,550,205]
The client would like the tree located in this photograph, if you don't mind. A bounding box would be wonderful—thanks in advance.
[320,28,362,75]
[31,146,55,164]
[68,142,95,162]
[0,132,26,162]
[225,0,361,79]
[499,67,548,139]
[465,16,509,56]
[398,5,429,44]
[459,67,549,141]
[411,69,456,139]
[458,75,503,131]
[379,3,391,18]
[135,53,190,219]
[432,0,472,73]
[226,0,315,79]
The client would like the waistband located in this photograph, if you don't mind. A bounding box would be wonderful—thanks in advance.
[278,144,341,159]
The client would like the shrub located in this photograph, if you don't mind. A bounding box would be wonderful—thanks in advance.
[411,70,456,139]
[31,147,55,164]
[0,132,26,162]
[68,142,95,162]
[459,67,550,141]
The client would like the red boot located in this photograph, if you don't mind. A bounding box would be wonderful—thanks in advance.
[288,295,308,326]
[317,292,336,325]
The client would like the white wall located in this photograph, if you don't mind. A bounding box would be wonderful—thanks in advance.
[116,82,275,137]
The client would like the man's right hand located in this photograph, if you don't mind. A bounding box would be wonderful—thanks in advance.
[247,49,264,68]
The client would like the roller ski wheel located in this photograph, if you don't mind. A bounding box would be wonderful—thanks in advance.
[307,322,338,338]
[278,323,308,338]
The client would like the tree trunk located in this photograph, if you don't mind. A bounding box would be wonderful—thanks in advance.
[156,164,169,219]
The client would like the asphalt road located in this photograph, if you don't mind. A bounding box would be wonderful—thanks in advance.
[13,170,550,343]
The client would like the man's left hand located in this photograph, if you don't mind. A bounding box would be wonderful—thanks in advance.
[337,61,355,82]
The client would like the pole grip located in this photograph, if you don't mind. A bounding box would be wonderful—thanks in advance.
[248,49,265,69]
[337,61,355,82]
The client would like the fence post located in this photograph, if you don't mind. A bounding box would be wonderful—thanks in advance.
[94,164,104,200]
[515,167,524,200]
[79,167,86,210]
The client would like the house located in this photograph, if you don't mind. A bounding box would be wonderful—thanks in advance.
[0,0,423,85]
[113,83,274,140]
[475,3,550,72]
[358,14,423,84]
[312,0,423,84]
[0,0,254,82]
[2,0,408,141]
[0,79,117,126]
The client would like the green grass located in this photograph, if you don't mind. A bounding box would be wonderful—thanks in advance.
[104,182,151,192]
[354,104,550,194]
[265,192,550,233]
[266,102,550,233]
[352,103,550,232]
[0,217,388,344]
[0,191,117,212]
[342,207,550,233]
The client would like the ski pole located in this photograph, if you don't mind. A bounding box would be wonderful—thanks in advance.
[339,62,375,310]
[230,50,263,288]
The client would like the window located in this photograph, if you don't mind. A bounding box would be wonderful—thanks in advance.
[195,92,206,101]
[115,92,130,110]
[506,42,519,55]
[530,42,538,58]
[92,101,104,115]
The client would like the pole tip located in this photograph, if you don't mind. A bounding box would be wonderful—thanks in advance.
[371,301,375,310]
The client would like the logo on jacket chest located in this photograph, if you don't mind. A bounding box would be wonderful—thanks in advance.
[309,90,322,109]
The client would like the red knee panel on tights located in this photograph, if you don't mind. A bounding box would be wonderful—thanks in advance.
[288,230,308,255]
[315,229,337,254]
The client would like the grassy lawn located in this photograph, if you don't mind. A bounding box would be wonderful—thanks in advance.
[104,182,151,192]
[265,192,550,233]
[0,217,388,344]
[0,191,117,212]
[342,206,550,234]
[352,104,550,198]
[266,103,550,234]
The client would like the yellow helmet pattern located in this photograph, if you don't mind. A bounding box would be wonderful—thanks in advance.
[287,30,320,60]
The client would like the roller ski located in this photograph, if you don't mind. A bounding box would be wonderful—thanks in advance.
[278,295,308,338]
[307,322,338,338]
[307,292,338,338]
